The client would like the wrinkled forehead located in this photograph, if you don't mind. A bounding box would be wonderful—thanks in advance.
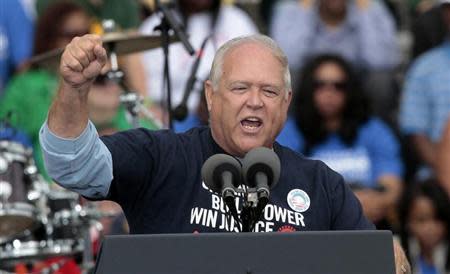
[221,43,285,84]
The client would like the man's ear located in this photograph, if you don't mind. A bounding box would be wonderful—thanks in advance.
[204,80,214,112]
[285,89,293,108]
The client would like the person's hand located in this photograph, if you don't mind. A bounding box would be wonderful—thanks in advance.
[354,189,388,222]
[393,239,411,274]
[355,0,370,10]
[60,34,108,92]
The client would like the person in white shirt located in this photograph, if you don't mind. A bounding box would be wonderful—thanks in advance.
[140,0,258,119]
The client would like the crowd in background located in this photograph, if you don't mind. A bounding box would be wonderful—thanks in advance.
[1,0,450,273]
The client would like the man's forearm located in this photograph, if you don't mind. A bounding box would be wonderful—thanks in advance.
[48,82,90,138]
[412,134,437,168]
[48,34,107,138]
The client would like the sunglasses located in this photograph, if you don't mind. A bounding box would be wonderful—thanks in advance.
[313,79,348,91]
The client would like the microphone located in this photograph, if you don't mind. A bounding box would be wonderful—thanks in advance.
[201,154,242,226]
[173,35,211,121]
[155,0,195,55]
[201,154,241,199]
[242,147,280,210]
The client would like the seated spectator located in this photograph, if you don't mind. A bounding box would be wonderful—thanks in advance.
[399,1,450,179]
[140,0,258,121]
[0,0,34,94]
[412,0,450,59]
[270,0,399,72]
[270,0,400,122]
[398,179,450,274]
[277,54,403,224]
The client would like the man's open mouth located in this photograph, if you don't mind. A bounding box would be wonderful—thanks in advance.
[240,117,263,131]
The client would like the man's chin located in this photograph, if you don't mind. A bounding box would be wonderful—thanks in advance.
[237,138,270,155]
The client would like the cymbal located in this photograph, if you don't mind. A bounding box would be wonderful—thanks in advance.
[29,32,179,66]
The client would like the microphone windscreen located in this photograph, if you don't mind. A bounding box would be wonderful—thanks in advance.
[201,154,241,194]
[242,147,280,189]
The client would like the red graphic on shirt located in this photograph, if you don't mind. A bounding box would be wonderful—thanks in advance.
[278,225,296,232]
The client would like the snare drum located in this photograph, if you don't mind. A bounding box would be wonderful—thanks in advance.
[0,141,41,243]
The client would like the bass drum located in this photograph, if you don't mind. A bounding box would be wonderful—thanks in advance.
[0,140,43,243]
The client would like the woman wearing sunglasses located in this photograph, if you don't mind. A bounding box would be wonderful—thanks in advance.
[277,54,404,227]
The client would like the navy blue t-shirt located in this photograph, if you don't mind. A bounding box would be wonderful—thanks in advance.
[100,126,374,234]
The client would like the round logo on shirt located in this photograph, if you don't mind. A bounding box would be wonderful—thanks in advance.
[287,189,310,213]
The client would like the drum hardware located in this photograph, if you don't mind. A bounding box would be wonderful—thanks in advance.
[0,180,12,199]
[0,189,113,273]
[0,155,7,174]
[0,192,121,271]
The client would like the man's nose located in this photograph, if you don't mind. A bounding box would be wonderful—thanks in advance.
[246,87,264,109]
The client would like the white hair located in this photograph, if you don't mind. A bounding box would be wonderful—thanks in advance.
[209,34,291,95]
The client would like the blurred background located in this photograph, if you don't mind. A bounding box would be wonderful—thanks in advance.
[0,0,449,273]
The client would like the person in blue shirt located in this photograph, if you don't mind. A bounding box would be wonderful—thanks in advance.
[277,54,403,224]
[398,179,450,274]
[399,0,450,181]
[270,0,399,72]
[0,0,34,94]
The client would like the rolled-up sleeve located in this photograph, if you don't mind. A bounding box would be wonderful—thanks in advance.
[39,120,113,199]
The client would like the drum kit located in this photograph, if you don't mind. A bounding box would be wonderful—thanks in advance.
[0,27,179,273]
[0,139,97,273]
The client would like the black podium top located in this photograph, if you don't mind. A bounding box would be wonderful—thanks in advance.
[94,230,394,274]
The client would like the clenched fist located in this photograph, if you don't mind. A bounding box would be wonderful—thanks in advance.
[60,34,108,91]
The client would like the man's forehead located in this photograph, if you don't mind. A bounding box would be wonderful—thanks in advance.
[219,47,284,88]
[222,43,283,73]
[224,42,274,60]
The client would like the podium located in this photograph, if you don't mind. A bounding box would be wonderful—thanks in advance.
[94,231,395,274]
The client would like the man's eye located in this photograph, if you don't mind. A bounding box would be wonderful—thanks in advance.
[263,89,278,97]
[232,86,247,92]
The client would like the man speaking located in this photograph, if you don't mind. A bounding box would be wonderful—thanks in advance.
[40,34,374,233]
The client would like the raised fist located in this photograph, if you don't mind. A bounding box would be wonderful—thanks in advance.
[60,34,108,90]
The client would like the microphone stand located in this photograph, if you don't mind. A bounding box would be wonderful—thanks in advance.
[241,189,260,232]
[154,0,195,129]
[173,34,211,121]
